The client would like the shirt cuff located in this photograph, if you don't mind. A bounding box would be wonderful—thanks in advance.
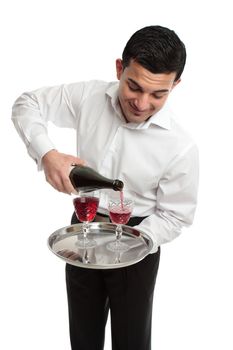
[133,223,159,254]
[27,133,56,170]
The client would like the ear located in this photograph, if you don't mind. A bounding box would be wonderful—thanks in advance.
[172,78,181,90]
[116,59,123,80]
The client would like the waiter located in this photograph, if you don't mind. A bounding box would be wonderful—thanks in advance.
[12,25,199,350]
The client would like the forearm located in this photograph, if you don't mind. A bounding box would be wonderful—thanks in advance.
[134,209,191,253]
[135,144,199,252]
[11,84,79,169]
[11,85,86,192]
[12,91,57,169]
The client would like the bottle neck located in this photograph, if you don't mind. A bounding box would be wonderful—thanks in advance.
[113,179,124,191]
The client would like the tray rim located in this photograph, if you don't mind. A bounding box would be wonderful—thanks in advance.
[47,222,153,269]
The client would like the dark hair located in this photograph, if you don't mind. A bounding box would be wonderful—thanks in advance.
[122,25,186,81]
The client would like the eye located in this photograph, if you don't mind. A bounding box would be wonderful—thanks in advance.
[128,82,140,91]
[153,95,163,99]
[153,93,167,100]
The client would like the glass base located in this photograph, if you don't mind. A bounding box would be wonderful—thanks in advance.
[106,240,129,252]
[76,237,96,249]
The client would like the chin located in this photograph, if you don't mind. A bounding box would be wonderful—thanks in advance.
[127,116,145,124]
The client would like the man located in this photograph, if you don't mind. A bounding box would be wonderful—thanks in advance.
[12,25,199,350]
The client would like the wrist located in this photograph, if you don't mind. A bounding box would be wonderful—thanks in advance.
[41,149,58,166]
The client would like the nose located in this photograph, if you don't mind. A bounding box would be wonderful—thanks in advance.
[134,93,150,111]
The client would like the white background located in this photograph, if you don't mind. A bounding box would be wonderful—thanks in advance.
[1,0,233,349]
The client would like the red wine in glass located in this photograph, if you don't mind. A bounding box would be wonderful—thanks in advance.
[107,196,134,252]
[73,196,99,222]
[73,192,99,248]
[109,207,131,225]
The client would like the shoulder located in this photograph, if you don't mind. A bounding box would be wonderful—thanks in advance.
[66,80,117,98]
[167,118,199,172]
[161,106,198,159]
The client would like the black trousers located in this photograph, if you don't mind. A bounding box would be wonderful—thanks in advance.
[66,214,160,350]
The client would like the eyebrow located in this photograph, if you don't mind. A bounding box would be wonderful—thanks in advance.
[128,78,169,93]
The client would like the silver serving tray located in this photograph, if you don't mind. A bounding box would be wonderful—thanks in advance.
[48,222,153,269]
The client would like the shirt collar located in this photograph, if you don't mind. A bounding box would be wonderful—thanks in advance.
[106,82,171,130]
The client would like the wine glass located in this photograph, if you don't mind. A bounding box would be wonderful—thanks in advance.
[73,191,99,248]
[107,194,134,252]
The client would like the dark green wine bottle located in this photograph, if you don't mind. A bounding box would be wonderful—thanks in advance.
[69,165,124,192]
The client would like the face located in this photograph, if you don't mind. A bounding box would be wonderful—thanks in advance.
[116,59,180,123]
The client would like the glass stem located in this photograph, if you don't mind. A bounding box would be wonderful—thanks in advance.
[83,221,89,241]
[116,224,122,244]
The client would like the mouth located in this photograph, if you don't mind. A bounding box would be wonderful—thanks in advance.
[128,103,147,116]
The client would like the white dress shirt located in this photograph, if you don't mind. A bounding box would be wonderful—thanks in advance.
[12,80,199,253]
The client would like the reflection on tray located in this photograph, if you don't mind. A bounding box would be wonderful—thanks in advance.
[58,248,97,264]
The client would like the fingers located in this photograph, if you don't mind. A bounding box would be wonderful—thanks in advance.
[72,157,86,166]
[42,151,85,194]
[46,173,74,194]
[61,176,75,194]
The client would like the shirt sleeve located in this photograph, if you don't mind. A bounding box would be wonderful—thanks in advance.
[134,143,199,252]
[11,82,85,169]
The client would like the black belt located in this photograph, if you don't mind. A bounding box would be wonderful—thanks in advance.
[95,212,110,222]
[95,212,148,225]
[71,213,147,226]
[71,212,147,226]
[96,212,108,217]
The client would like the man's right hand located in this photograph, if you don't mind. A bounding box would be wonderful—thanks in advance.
[42,150,85,194]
